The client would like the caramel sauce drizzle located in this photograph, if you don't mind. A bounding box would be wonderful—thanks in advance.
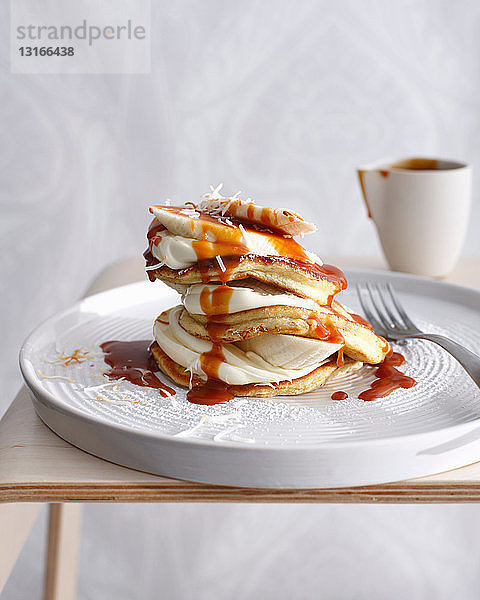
[222,200,299,231]
[357,170,372,219]
[349,312,374,330]
[358,352,416,401]
[147,219,165,242]
[186,317,235,405]
[187,379,235,405]
[101,340,175,398]
[260,206,270,224]
[311,314,345,366]
[143,248,158,281]
[199,338,225,380]
[191,239,249,263]
[199,284,235,316]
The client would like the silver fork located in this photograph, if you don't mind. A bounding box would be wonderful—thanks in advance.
[356,282,480,389]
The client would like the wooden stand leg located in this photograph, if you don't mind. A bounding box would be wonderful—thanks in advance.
[0,503,43,594]
[44,504,82,600]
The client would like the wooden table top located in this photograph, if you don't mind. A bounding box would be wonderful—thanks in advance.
[2,256,480,504]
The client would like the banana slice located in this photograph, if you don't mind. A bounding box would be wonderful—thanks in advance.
[236,334,342,370]
[198,193,316,236]
[150,195,316,241]
[149,206,243,243]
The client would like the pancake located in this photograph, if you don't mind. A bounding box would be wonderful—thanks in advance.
[150,341,362,397]
[178,303,389,364]
[149,255,346,306]
[180,304,321,340]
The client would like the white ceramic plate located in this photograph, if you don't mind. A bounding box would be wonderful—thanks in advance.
[19,269,480,488]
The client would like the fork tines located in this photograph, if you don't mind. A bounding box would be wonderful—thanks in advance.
[356,282,416,337]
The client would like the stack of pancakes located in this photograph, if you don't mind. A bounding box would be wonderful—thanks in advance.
[145,187,390,400]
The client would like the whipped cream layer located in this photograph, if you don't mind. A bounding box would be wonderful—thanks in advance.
[150,233,199,270]
[183,283,320,316]
[150,229,321,270]
[153,306,341,386]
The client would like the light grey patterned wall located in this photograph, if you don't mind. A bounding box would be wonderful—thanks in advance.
[2,1,480,598]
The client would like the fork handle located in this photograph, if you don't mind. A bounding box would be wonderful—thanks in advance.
[409,333,480,388]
